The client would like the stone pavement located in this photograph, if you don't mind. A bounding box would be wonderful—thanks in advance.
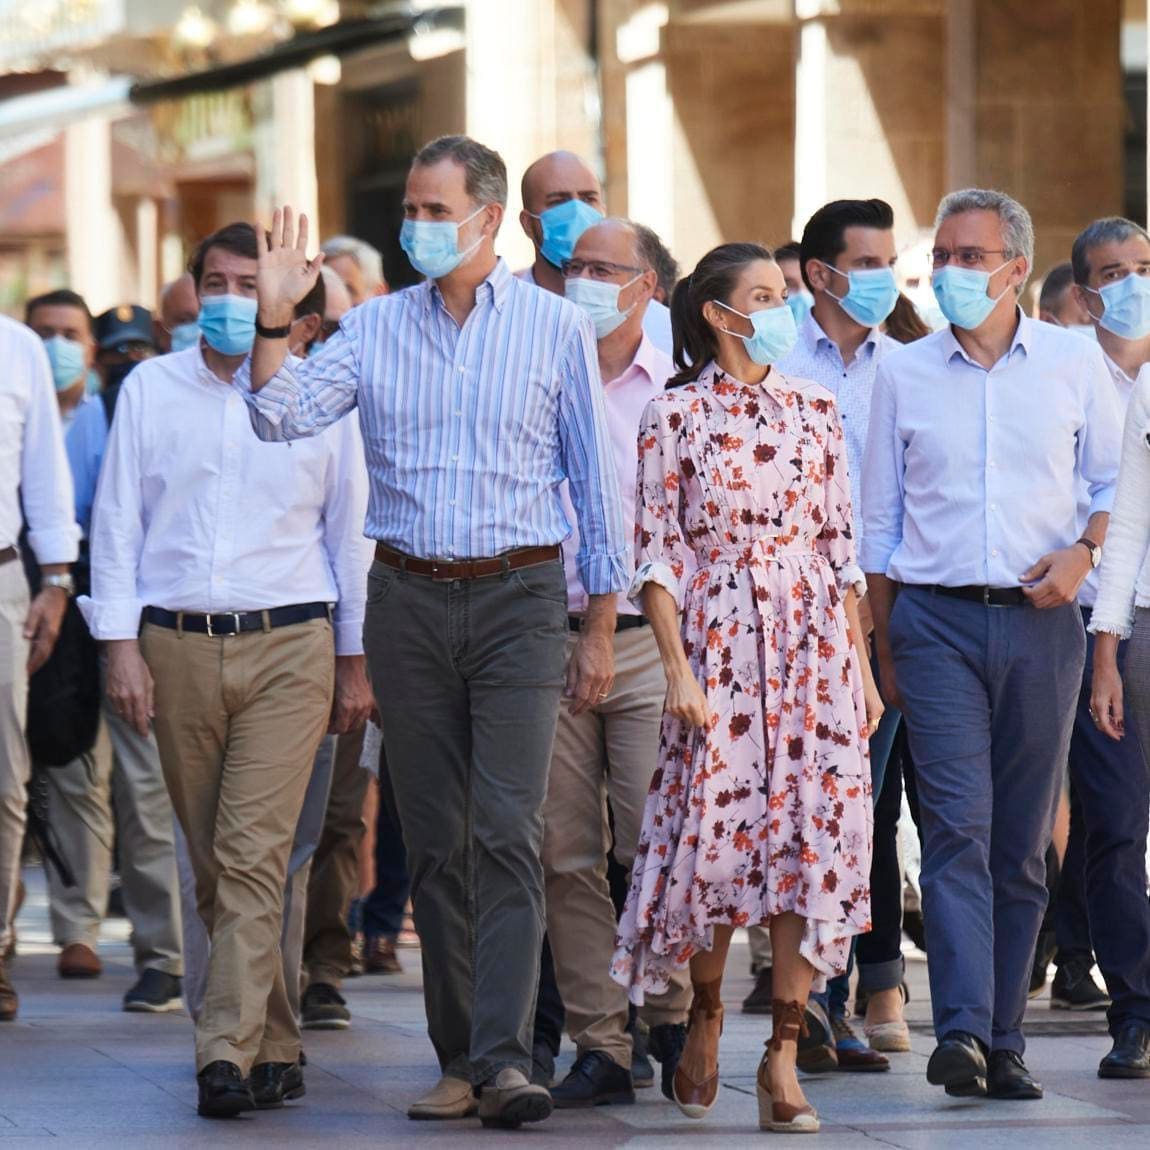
[1,867,1148,1148]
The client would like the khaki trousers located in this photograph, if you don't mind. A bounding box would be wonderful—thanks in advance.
[141,618,333,1073]
[304,722,369,987]
[0,561,30,956]
[542,626,692,1067]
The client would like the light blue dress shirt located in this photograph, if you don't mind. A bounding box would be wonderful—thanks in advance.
[237,258,629,596]
[861,311,1123,588]
[778,309,898,538]
[65,394,109,537]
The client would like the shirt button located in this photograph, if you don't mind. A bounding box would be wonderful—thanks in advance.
[989,460,997,468]
[457,365,466,374]
[452,454,459,462]
[449,499,456,507]
[990,503,997,511]
[992,548,1000,557]
[455,410,463,417]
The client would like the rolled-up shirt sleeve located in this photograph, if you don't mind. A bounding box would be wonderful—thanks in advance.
[321,415,373,655]
[235,305,363,442]
[1090,376,1150,638]
[21,333,79,566]
[81,379,146,638]
[557,315,630,596]
[860,361,904,575]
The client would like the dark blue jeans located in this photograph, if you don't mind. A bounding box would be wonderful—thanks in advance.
[361,743,411,942]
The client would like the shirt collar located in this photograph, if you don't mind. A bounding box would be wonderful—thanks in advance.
[624,332,664,388]
[703,361,790,412]
[1102,349,1139,390]
[940,306,1031,368]
[802,307,879,358]
[426,257,512,315]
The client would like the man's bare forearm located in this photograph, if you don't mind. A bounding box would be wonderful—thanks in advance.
[583,593,617,637]
[865,572,900,657]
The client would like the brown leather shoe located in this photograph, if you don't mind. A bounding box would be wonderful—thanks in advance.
[365,936,402,975]
[58,943,102,979]
[0,959,17,1021]
[672,975,724,1119]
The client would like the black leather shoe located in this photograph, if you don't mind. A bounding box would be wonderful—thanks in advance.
[987,1050,1043,1099]
[647,1021,687,1102]
[196,1060,255,1118]
[251,1061,305,1109]
[549,1051,635,1109]
[926,1031,987,1097]
[627,1016,655,1088]
[1051,957,1111,1011]
[1099,1022,1150,1079]
[742,966,774,1014]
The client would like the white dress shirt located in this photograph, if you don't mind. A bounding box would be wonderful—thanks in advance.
[1090,367,1150,637]
[0,316,79,565]
[82,346,372,654]
[861,311,1123,587]
[778,309,898,538]
[561,333,673,615]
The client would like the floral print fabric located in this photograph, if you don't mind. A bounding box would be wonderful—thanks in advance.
[612,363,873,997]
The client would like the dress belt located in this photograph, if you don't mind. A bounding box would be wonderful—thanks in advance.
[374,542,561,582]
[920,584,1030,608]
[0,546,16,568]
[569,614,649,633]
[142,602,332,637]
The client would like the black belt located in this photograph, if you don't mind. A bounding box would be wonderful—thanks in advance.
[0,546,16,567]
[142,602,331,637]
[924,584,1029,608]
[568,614,649,634]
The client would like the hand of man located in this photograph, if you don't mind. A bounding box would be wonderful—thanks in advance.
[565,630,615,716]
[106,639,155,737]
[330,654,375,735]
[23,587,68,675]
[258,206,325,326]
[1020,545,1092,609]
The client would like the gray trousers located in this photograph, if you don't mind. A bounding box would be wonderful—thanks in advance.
[179,736,336,1021]
[46,699,182,972]
[889,587,1085,1054]
[363,558,568,1084]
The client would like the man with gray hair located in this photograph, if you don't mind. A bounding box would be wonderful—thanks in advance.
[239,134,629,1130]
[862,188,1124,1100]
[1065,216,1150,1077]
[320,235,388,305]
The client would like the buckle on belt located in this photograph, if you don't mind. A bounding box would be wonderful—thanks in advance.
[205,612,242,637]
[982,587,991,606]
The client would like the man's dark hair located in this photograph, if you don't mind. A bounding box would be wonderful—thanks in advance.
[188,222,259,287]
[294,270,326,321]
[798,199,895,291]
[634,223,680,300]
[1038,261,1076,312]
[25,288,92,328]
[1070,217,1150,285]
[774,241,802,264]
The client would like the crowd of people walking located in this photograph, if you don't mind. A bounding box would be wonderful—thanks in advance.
[2,130,1150,1133]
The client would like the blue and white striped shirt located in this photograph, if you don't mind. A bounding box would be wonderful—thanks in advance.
[236,258,629,596]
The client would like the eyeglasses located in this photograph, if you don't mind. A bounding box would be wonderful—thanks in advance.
[561,258,643,280]
[930,248,1011,270]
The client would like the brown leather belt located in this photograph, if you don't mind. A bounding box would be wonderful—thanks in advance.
[374,542,561,582]
[0,546,16,567]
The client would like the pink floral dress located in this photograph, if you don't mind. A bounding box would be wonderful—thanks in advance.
[612,363,873,999]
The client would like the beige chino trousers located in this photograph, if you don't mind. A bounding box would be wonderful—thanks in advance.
[543,626,692,1068]
[141,617,333,1073]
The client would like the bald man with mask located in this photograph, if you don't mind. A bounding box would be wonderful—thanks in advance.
[518,151,673,357]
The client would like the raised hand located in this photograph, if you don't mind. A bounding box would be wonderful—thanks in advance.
[258,206,325,327]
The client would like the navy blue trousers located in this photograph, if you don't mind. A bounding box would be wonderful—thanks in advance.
[890,588,1084,1054]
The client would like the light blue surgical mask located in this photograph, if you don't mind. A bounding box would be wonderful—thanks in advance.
[169,321,200,353]
[43,335,86,392]
[198,294,257,356]
[529,199,604,268]
[565,274,640,339]
[715,300,797,366]
[931,261,1012,331]
[1086,274,1150,341]
[400,205,485,280]
[820,262,900,328]
[786,289,813,327]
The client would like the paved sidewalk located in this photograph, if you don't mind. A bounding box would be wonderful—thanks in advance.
[1,867,1147,1147]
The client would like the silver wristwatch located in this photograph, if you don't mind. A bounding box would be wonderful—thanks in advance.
[42,573,75,596]
[1076,538,1102,569]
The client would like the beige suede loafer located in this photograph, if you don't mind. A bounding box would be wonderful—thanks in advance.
[407,1074,478,1120]
[478,1068,553,1129]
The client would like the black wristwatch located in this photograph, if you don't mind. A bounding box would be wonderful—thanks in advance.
[1076,538,1102,569]
[255,319,293,340]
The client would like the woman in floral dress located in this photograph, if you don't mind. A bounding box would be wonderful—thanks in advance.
[612,243,881,1132]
